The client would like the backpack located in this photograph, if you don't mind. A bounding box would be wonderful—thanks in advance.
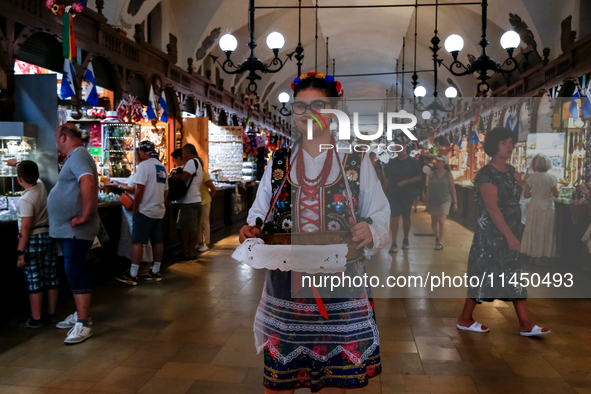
[167,159,198,201]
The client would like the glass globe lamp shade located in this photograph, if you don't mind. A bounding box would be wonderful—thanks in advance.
[414,86,427,98]
[445,87,458,98]
[444,34,464,53]
[219,34,238,52]
[278,92,290,103]
[266,32,285,50]
[500,30,521,49]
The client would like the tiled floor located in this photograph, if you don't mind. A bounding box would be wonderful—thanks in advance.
[1,209,591,393]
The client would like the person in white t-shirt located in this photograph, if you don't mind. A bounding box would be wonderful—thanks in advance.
[170,143,203,261]
[111,149,154,267]
[115,141,168,286]
[9,160,59,328]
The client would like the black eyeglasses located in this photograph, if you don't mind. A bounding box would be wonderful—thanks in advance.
[291,100,331,115]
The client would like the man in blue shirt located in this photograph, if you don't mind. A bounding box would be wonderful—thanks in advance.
[47,123,98,344]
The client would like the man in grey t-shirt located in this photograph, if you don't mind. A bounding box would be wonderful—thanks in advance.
[47,124,98,345]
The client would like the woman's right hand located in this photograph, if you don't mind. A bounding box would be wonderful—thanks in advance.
[239,225,261,244]
[507,235,521,251]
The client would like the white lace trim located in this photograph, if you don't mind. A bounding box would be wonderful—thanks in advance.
[232,238,348,273]
[261,292,370,312]
[255,311,374,333]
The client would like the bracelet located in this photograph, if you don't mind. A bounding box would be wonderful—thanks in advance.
[16,250,25,256]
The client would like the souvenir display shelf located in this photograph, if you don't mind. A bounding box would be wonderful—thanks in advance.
[209,125,243,182]
[563,129,586,187]
[102,123,137,178]
[526,133,565,184]
[511,142,527,173]
[139,124,168,168]
[0,136,36,178]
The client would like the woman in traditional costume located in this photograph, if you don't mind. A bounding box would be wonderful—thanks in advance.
[239,73,390,393]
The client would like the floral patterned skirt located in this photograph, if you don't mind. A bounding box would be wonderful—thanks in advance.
[263,344,381,392]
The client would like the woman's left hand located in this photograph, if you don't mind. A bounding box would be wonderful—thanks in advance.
[349,217,374,249]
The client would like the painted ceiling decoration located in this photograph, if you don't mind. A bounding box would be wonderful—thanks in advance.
[196,27,222,61]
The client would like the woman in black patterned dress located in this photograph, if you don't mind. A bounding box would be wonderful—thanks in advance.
[456,127,551,337]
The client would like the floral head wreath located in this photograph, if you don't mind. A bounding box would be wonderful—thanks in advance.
[290,72,343,97]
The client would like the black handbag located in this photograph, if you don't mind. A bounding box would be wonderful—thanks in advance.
[167,159,198,201]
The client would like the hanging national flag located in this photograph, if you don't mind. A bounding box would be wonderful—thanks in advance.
[244,108,252,132]
[570,92,580,121]
[504,109,519,133]
[456,134,462,148]
[146,85,158,120]
[60,58,76,100]
[470,128,480,144]
[246,108,252,126]
[159,94,169,123]
[582,92,591,119]
[83,62,99,106]
[62,13,77,60]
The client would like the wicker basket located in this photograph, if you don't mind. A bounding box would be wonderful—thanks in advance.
[262,231,363,263]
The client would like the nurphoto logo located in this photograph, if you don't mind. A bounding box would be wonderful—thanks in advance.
[309,109,420,153]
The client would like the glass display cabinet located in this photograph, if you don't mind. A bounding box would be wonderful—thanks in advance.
[0,136,36,178]
[102,123,137,178]
[208,123,244,182]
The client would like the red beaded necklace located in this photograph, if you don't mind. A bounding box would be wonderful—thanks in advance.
[294,139,334,187]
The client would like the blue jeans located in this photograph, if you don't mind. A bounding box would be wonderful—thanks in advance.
[60,238,93,294]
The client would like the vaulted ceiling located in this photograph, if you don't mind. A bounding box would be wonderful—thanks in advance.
[88,0,581,110]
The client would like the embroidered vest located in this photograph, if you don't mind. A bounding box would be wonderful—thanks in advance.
[269,147,363,233]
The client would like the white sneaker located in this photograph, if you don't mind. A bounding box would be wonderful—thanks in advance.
[198,244,209,252]
[64,322,92,344]
[56,312,93,329]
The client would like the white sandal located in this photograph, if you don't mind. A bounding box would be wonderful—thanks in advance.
[457,322,489,333]
[520,325,551,337]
